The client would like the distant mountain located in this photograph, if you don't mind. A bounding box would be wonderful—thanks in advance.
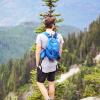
[58,25,80,36]
[0,22,36,64]
[0,22,80,64]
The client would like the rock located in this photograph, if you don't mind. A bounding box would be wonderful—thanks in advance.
[80,97,100,100]
[4,92,17,100]
[94,53,100,65]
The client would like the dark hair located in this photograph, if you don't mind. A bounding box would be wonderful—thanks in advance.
[44,17,56,28]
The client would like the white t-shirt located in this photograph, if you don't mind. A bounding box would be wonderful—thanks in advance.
[36,29,64,73]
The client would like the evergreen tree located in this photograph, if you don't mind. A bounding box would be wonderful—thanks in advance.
[35,0,63,33]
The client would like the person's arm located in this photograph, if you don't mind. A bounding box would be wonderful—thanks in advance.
[35,35,41,67]
[36,43,41,67]
[59,44,63,56]
[59,34,64,56]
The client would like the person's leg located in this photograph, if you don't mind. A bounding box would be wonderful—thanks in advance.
[47,71,56,100]
[37,82,50,100]
[37,67,50,100]
[48,81,55,100]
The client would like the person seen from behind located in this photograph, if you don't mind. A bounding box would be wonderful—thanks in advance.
[35,16,64,100]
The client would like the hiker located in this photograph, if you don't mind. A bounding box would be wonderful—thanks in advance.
[35,16,64,100]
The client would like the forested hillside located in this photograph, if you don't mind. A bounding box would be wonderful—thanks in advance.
[62,16,100,67]
[0,22,36,64]
[0,16,100,100]
[0,0,100,99]
[0,22,80,64]
[29,16,100,100]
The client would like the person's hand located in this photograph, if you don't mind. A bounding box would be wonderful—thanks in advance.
[57,56,61,62]
[36,63,39,67]
[36,64,41,69]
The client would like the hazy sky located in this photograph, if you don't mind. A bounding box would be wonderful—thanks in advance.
[0,0,100,29]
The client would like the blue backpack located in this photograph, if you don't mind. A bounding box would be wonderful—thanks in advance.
[40,32,60,61]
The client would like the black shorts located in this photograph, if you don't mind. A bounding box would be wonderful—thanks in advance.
[37,67,56,83]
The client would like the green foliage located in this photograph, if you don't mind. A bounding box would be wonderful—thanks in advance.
[30,44,36,52]
[28,65,99,100]
[82,66,100,97]
[57,63,68,74]
[0,1,100,100]
[56,66,100,100]
[35,23,45,33]
[28,70,44,100]
[0,52,35,100]
[83,85,97,97]
[17,84,29,95]
[30,70,37,85]
[29,13,100,99]
[0,23,35,64]
[62,16,100,67]
[36,0,63,33]
[56,81,77,100]
[0,53,99,100]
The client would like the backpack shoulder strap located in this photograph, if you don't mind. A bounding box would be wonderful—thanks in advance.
[53,32,58,38]
[43,32,51,38]
[43,32,58,38]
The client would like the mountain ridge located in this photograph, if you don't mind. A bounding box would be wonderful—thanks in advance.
[0,22,80,64]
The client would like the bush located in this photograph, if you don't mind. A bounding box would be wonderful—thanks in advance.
[29,66,100,100]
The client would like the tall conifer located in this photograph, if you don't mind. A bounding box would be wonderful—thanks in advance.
[36,0,63,33]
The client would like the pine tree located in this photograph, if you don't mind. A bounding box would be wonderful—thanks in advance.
[35,0,63,33]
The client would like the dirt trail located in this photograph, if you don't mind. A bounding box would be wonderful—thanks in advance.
[56,64,80,83]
